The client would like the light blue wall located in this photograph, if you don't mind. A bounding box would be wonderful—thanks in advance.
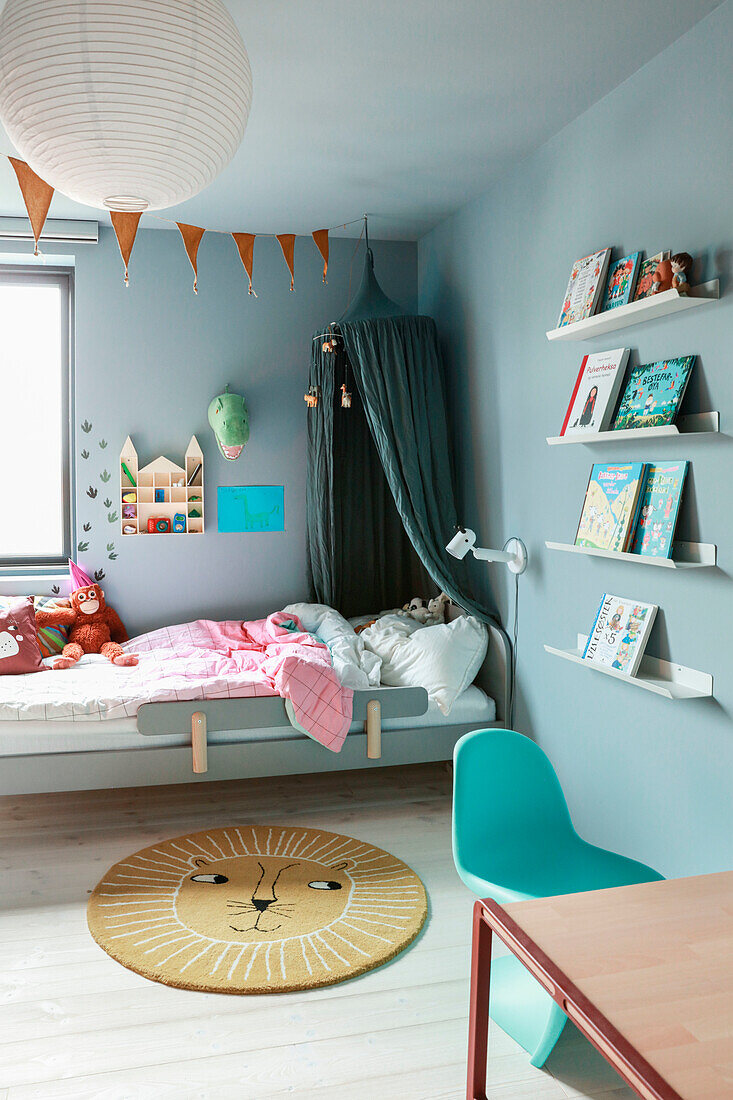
[419,2,733,877]
[2,227,416,634]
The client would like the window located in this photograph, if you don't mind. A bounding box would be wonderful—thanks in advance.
[0,268,72,568]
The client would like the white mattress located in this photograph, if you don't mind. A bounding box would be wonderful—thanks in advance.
[0,685,495,757]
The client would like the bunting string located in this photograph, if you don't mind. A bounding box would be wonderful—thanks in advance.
[176,222,206,293]
[5,154,363,293]
[110,211,142,286]
[8,157,54,256]
[276,233,296,291]
[231,231,257,296]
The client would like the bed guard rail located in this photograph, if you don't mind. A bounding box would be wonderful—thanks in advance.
[136,688,429,774]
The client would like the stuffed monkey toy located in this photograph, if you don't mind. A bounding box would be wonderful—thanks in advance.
[35,585,138,670]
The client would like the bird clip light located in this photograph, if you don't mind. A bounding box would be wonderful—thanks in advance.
[0,0,252,213]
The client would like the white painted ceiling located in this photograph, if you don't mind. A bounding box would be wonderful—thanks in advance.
[0,0,724,239]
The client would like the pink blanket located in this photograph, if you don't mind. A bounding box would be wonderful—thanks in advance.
[128,612,354,752]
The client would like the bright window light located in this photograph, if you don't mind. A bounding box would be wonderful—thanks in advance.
[0,270,71,566]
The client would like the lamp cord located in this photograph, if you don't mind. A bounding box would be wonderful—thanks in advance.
[509,571,519,727]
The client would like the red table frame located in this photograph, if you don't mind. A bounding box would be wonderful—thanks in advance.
[467,898,682,1100]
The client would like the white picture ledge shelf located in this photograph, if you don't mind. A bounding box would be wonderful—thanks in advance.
[545,540,717,569]
[547,411,719,446]
[544,634,713,700]
[546,280,719,342]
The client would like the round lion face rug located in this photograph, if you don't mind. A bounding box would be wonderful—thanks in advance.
[87,825,427,994]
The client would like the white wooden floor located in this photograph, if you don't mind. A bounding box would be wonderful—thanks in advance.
[0,763,637,1099]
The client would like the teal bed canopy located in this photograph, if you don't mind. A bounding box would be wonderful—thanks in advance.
[306,244,497,625]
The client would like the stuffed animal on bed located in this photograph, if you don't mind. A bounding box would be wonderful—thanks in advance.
[34,585,138,670]
[401,597,432,624]
[427,592,451,624]
[401,593,451,626]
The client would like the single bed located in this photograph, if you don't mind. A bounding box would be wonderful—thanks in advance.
[0,606,510,796]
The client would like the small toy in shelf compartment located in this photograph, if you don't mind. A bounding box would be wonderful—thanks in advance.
[120,460,136,487]
[147,517,171,534]
[670,252,693,295]
[119,435,204,536]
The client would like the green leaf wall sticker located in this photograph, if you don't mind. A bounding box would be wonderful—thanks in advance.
[78,417,119,574]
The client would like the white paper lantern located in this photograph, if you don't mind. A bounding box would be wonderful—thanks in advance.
[0,0,252,212]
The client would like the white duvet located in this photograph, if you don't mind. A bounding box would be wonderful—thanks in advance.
[282,603,382,689]
[359,612,488,714]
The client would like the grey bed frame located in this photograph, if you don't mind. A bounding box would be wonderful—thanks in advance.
[0,608,511,796]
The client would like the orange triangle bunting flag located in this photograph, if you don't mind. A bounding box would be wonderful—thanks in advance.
[277,234,296,291]
[8,157,54,256]
[176,223,206,293]
[312,229,329,284]
[110,211,142,286]
[232,232,257,296]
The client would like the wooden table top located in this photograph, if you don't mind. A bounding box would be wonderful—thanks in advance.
[502,871,733,1100]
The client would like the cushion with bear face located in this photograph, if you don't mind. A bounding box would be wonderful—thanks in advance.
[0,595,71,657]
[0,598,45,675]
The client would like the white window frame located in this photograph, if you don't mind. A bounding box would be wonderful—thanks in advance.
[0,265,74,571]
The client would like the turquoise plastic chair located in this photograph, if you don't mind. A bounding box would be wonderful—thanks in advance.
[453,728,663,1067]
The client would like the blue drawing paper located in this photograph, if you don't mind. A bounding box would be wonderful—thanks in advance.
[217,486,285,533]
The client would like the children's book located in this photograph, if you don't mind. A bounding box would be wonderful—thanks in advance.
[556,248,611,327]
[629,461,688,558]
[612,356,695,431]
[575,462,647,552]
[601,252,641,311]
[560,348,629,436]
[582,593,657,676]
[633,251,670,300]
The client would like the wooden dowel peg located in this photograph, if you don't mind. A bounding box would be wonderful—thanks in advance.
[191,711,207,773]
[366,699,381,759]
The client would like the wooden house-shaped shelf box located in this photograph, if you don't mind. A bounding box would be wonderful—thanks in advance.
[119,436,204,535]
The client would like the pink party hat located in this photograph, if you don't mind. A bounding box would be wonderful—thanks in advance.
[68,558,94,591]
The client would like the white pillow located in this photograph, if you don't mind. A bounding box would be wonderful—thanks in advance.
[361,613,488,714]
[282,603,382,689]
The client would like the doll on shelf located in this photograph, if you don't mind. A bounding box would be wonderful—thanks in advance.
[670,252,693,295]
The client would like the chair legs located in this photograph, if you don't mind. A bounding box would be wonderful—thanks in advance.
[488,954,567,1067]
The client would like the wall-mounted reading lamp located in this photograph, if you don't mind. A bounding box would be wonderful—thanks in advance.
[446,526,528,574]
